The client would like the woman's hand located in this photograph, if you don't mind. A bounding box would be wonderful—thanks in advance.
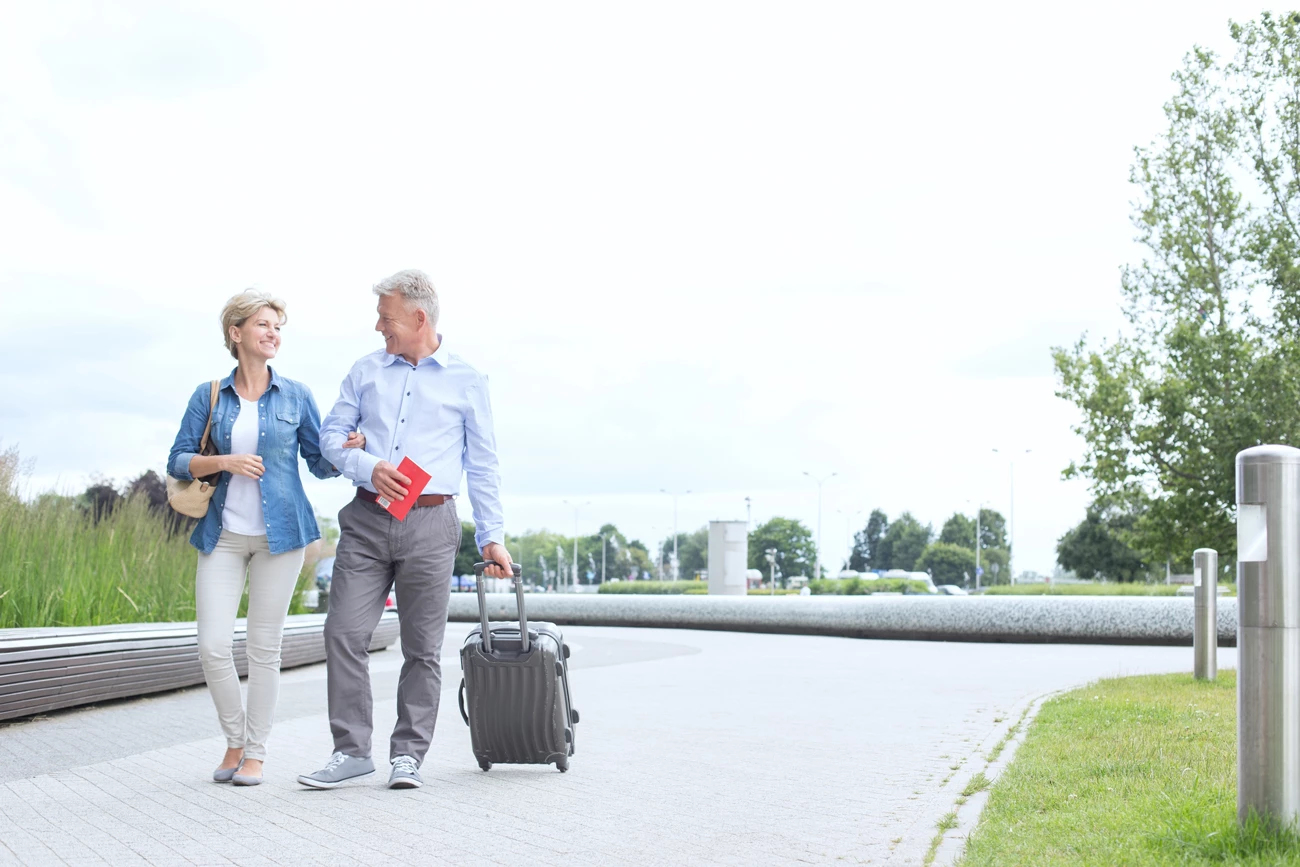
[224,454,265,479]
[343,431,366,449]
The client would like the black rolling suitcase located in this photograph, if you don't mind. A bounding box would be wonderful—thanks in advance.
[457,562,578,772]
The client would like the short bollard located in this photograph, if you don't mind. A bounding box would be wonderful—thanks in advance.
[1193,548,1217,681]
[1236,445,1300,828]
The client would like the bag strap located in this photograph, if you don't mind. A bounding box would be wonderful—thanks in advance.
[198,380,219,454]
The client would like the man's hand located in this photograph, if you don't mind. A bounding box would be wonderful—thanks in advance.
[343,431,366,449]
[372,460,411,502]
[481,542,514,579]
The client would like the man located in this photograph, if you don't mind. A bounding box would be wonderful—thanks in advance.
[300,269,513,790]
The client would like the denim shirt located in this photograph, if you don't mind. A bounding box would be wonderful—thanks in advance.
[167,367,338,555]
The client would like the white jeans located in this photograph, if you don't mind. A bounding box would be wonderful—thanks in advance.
[195,531,304,761]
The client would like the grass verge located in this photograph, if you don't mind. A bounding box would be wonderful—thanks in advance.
[927,812,959,865]
[958,670,1300,865]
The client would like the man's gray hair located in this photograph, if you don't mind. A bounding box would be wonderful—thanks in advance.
[374,269,439,325]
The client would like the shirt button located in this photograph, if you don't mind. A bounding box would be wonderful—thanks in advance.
[401,419,405,423]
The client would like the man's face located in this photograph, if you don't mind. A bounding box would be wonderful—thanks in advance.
[376,293,424,356]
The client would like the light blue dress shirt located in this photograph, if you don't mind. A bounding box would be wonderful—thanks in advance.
[320,338,504,550]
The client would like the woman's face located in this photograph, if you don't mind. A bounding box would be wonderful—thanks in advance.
[232,306,282,361]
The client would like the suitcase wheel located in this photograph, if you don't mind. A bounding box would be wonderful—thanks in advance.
[556,755,568,773]
[478,760,492,772]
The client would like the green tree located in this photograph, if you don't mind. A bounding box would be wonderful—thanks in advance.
[978,547,1010,585]
[624,538,653,580]
[455,522,479,577]
[850,509,888,571]
[659,526,709,581]
[939,509,1006,554]
[939,513,975,548]
[1054,21,1300,565]
[508,528,569,587]
[874,512,932,571]
[915,542,977,586]
[1056,503,1149,582]
[977,508,1007,551]
[748,517,817,586]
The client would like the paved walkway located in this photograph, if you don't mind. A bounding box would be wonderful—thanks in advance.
[0,625,1233,866]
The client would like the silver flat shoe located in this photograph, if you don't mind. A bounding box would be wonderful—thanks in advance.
[232,769,262,786]
[213,762,241,783]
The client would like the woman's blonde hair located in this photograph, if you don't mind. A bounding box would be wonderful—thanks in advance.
[220,290,287,359]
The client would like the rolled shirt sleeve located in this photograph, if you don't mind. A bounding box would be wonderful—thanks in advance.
[167,384,211,481]
[463,376,504,550]
[321,365,382,486]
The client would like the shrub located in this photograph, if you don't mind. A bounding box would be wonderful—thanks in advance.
[597,580,708,595]
[807,577,931,595]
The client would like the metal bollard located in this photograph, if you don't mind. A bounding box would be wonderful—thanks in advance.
[1236,445,1300,828]
[1194,548,1218,681]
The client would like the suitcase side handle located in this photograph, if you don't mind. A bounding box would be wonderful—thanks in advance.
[473,562,529,653]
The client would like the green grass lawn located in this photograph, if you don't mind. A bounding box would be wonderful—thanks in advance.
[982,583,1236,596]
[960,671,1300,865]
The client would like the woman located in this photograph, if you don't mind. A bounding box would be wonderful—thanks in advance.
[167,290,362,786]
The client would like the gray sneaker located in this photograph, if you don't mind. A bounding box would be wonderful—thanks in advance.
[297,752,375,789]
[388,756,423,789]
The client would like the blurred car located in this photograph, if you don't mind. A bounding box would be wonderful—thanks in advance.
[935,584,969,596]
[315,555,398,613]
[315,556,336,592]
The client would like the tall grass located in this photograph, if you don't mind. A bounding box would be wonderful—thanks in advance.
[0,446,312,628]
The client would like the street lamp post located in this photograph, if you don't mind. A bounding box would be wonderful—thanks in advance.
[765,547,778,596]
[992,448,1031,584]
[659,489,691,581]
[562,499,591,591]
[803,471,837,582]
[837,508,863,573]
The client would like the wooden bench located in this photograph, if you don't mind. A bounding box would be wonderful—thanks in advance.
[0,612,399,722]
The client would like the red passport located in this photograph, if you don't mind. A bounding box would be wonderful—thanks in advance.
[376,457,431,521]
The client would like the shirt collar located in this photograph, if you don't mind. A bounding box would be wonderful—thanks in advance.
[384,334,448,368]
[220,366,282,393]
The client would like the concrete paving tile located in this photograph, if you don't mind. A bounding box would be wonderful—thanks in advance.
[0,624,1233,866]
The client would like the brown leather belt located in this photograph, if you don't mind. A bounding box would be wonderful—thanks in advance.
[356,489,453,508]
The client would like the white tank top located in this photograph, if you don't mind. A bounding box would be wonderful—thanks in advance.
[221,396,267,536]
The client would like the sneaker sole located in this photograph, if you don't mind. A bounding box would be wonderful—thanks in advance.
[296,770,375,789]
[388,777,423,789]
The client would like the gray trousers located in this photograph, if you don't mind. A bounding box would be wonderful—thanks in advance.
[324,496,460,764]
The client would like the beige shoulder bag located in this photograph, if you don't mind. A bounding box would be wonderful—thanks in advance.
[166,380,221,519]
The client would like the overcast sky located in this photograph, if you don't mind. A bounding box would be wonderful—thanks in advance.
[0,1,1275,576]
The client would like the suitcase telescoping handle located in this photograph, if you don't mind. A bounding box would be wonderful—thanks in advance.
[473,561,528,654]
